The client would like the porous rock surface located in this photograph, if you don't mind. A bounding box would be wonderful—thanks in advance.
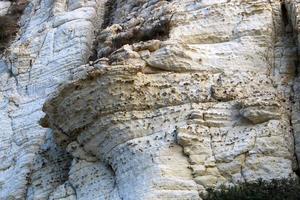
[1,0,300,199]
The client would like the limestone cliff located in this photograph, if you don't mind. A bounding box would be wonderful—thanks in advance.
[1,0,300,199]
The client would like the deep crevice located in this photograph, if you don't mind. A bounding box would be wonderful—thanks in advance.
[281,3,289,27]
[96,0,173,59]
[101,0,117,29]
[296,169,300,177]
[97,17,172,58]
[280,1,300,176]
[111,18,171,50]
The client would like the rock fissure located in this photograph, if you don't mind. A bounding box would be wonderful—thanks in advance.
[281,0,300,175]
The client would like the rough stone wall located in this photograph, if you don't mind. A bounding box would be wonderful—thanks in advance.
[1,0,300,199]
[0,0,105,199]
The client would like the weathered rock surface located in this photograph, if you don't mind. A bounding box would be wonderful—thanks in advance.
[0,1,10,16]
[1,0,300,199]
[0,0,105,199]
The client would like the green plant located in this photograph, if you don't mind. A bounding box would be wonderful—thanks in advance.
[205,179,300,200]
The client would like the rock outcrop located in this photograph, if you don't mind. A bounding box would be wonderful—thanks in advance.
[1,0,300,199]
[0,0,105,199]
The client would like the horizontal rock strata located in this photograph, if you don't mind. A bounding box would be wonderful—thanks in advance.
[1,0,300,199]
[42,0,300,199]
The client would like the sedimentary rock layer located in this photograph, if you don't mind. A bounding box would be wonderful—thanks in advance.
[43,0,300,199]
[1,0,300,199]
[0,0,105,199]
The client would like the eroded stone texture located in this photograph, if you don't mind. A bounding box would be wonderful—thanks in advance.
[1,0,300,199]
[0,0,105,199]
[42,0,300,199]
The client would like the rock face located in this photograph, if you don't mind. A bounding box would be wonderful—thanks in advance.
[1,0,300,199]
[0,0,105,199]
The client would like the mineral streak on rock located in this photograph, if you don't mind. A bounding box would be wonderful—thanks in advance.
[1,0,300,199]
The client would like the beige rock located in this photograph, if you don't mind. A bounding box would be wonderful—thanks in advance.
[1,0,300,199]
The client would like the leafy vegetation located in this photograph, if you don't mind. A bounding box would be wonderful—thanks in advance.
[205,179,300,200]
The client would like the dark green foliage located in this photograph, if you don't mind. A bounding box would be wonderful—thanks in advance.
[205,179,300,200]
